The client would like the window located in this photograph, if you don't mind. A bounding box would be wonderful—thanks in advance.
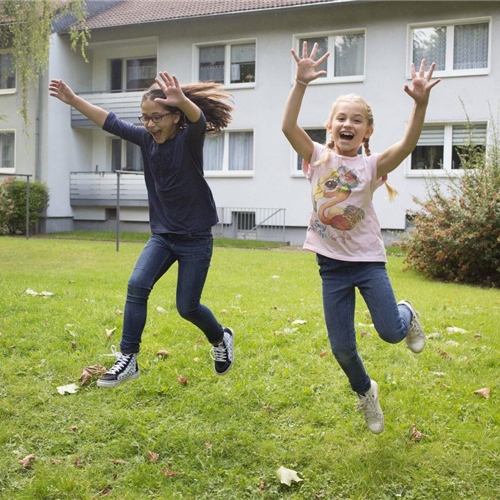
[0,52,16,91]
[411,19,489,76]
[198,41,256,86]
[0,131,15,170]
[111,138,144,172]
[296,30,365,82]
[203,131,254,175]
[410,123,487,172]
[110,57,156,91]
[296,128,327,172]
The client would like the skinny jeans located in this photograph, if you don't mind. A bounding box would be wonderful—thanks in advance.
[120,230,223,354]
[317,254,412,395]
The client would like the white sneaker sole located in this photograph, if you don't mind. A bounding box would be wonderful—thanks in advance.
[97,370,140,388]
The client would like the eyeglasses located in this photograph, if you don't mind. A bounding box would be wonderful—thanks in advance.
[138,113,172,124]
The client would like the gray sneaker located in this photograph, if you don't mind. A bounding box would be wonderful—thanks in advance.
[210,328,234,375]
[356,380,385,434]
[97,352,140,388]
[399,300,425,354]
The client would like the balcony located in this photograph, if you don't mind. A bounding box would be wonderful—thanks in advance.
[71,91,144,127]
[70,171,148,207]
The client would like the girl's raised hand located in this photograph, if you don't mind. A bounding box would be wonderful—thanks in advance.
[154,71,185,107]
[291,41,330,85]
[404,59,441,105]
[48,79,76,104]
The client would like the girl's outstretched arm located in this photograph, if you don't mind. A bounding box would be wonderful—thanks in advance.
[155,72,201,123]
[377,60,441,177]
[49,79,109,128]
[281,42,330,163]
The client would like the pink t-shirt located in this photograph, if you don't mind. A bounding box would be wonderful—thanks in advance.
[303,142,387,262]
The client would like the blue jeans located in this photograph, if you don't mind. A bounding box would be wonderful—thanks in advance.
[317,254,412,394]
[120,230,223,354]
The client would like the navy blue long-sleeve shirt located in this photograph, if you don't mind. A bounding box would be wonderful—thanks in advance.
[103,111,218,234]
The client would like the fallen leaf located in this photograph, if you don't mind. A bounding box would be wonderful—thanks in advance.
[427,332,442,339]
[70,426,78,432]
[177,375,188,386]
[445,340,459,347]
[106,327,116,339]
[446,326,467,334]
[40,291,54,297]
[57,383,79,395]
[258,480,267,492]
[24,288,38,296]
[437,348,451,360]
[79,365,107,386]
[292,319,307,325]
[99,487,113,496]
[220,309,228,314]
[156,306,167,314]
[19,454,36,467]
[164,468,178,477]
[276,466,303,486]
[50,459,62,465]
[157,350,170,358]
[74,457,83,467]
[474,334,482,340]
[111,459,128,465]
[71,340,77,349]
[115,309,123,315]
[319,351,328,358]
[474,387,491,399]
[410,423,427,440]
[147,451,159,463]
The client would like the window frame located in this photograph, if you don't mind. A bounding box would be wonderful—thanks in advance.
[109,137,144,172]
[406,121,488,177]
[108,56,157,92]
[193,39,257,89]
[0,50,16,94]
[0,129,16,173]
[203,129,254,177]
[290,127,327,177]
[407,17,491,78]
[293,29,366,85]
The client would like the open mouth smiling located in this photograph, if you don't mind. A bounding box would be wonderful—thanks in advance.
[340,132,354,140]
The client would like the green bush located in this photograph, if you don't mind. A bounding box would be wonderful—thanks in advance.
[402,123,500,287]
[0,177,50,235]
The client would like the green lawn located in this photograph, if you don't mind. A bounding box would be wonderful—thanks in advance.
[0,236,499,499]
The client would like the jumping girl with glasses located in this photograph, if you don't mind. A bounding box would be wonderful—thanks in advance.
[49,72,235,387]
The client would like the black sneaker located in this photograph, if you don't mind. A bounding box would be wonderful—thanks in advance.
[210,328,234,376]
[97,352,140,388]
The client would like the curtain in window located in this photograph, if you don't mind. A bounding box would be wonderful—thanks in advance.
[199,46,225,83]
[231,43,256,83]
[126,142,144,171]
[454,23,488,70]
[126,58,156,90]
[334,33,365,77]
[413,27,446,71]
[229,132,253,171]
[0,132,14,169]
[203,135,224,171]
[452,124,487,145]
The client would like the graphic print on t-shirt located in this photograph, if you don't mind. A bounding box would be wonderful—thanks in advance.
[312,165,365,244]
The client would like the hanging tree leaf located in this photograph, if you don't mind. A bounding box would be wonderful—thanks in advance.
[0,0,89,125]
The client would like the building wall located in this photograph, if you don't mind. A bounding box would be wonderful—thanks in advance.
[40,1,500,236]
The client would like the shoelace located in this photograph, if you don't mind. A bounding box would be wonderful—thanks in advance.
[210,343,227,362]
[356,395,377,417]
[108,353,132,374]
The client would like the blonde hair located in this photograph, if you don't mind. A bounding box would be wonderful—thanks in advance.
[315,93,398,202]
[142,81,233,136]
